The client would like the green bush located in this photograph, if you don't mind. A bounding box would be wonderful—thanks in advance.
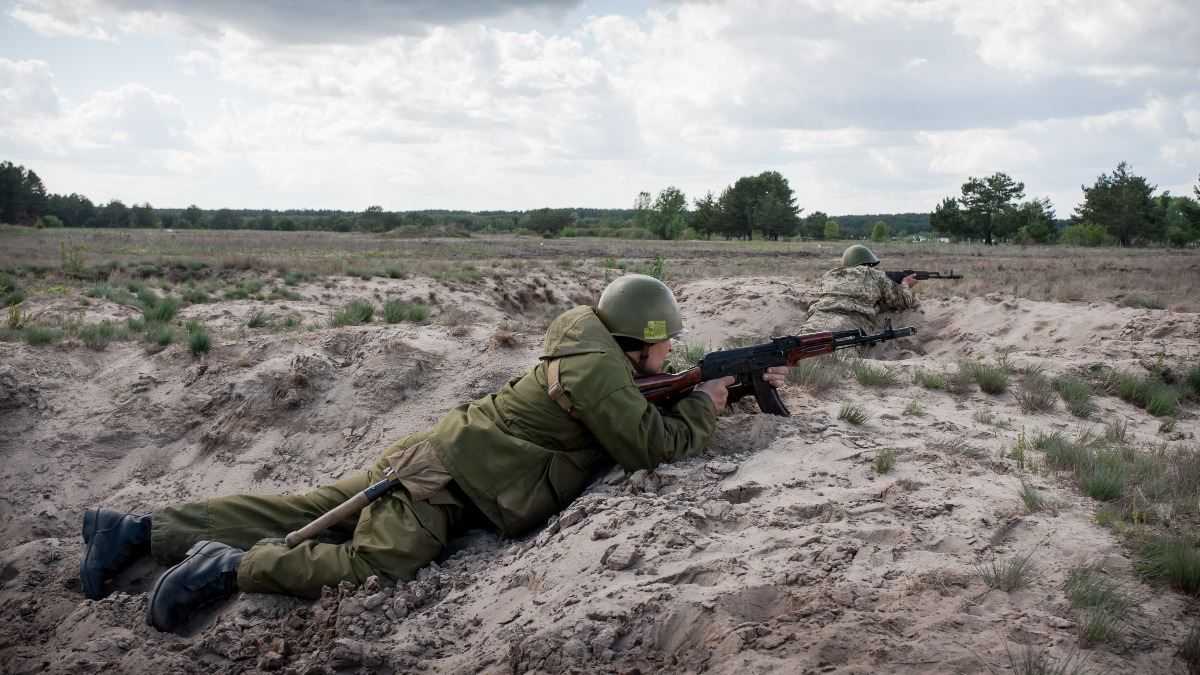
[838,404,871,425]
[187,322,212,356]
[1053,375,1097,418]
[851,360,900,387]
[383,299,429,324]
[1134,536,1200,595]
[1060,221,1116,246]
[76,321,116,350]
[330,299,375,327]
[23,325,61,345]
[789,357,848,394]
[143,296,180,323]
[973,363,1010,395]
[874,448,895,473]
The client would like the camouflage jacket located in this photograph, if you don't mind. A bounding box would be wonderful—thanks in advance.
[376,306,717,536]
[805,265,917,332]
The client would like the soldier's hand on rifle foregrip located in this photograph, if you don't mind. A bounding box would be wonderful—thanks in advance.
[763,366,788,389]
[695,375,736,413]
[903,274,918,288]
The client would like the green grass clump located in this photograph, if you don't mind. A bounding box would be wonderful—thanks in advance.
[1019,478,1045,512]
[1016,370,1056,413]
[86,284,139,307]
[1034,431,1092,473]
[944,366,975,395]
[1053,375,1097,418]
[1077,452,1127,501]
[330,299,375,327]
[978,549,1036,592]
[76,321,116,349]
[186,321,211,356]
[281,315,301,329]
[1134,536,1200,595]
[246,310,270,328]
[850,359,899,387]
[912,369,945,390]
[0,272,23,306]
[972,363,1010,395]
[1186,366,1200,398]
[874,448,895,474]
[22,325,61,345]
[1124,296,1166,310]
[144,322,175,350]
[383,299,429,324]
[283,271,310,285]
[142,296,180,323]
[903,400,925,416]
[838,404,871,425]
[788,357,848,394]
[1144,381,1180,417]
[1180,625,1200,673]
[181,284,209,303]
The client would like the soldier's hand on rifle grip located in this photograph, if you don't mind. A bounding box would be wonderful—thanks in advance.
[763,366,788,389]
[695,376,736,413]
[902,274,918,288]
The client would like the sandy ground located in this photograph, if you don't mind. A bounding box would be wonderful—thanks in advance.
[0,269,1198,674]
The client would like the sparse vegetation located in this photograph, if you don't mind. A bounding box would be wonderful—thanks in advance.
[912,368,945,390]
[1019,478,1044,512]
[330,299,375,327]
[788,357,848,394]
[76,321,116,349]
[874,448,895,473]
[971,361,1011,395]
[1054,374,1097,418]
[246,310,270,328]
[903,400,925,416]
[978,548,1036,591]
[383,299,430,324]
[850,359,899,387]
[838,404,871,425]
[22,325,61,345]
[1134,536,1200,596]
[186,321,212,356]
[1016,369,1056,413]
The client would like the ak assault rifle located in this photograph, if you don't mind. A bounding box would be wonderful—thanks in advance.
[885,269,963,284]
[634,325,916,417]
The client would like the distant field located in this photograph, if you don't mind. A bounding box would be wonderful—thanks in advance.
[2,225,1198,311]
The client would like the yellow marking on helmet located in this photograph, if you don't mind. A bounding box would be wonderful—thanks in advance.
[643,320,667,341]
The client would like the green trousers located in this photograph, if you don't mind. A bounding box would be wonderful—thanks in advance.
[150,464,470,599]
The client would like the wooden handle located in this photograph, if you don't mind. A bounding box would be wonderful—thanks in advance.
[285,492,371,548]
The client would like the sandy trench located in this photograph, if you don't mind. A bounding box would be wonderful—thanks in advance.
[0,269,1198,674]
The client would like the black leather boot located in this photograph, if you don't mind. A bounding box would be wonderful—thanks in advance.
[80,507,152,600]
[146,540,244,633]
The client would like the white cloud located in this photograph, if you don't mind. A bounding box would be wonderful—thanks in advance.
[4,0,1198,213]
[9,3,113,40]
[0,59,61,120]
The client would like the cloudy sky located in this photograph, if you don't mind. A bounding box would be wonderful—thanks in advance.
[1,0,1197,216]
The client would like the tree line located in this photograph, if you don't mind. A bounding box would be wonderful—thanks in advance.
[931,163,1200,246]
[3,158,1197,246]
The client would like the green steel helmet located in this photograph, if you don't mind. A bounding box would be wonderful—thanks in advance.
[596,274,685,344]
[842,244,879,268]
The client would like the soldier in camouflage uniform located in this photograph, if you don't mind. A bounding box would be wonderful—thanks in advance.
[801,244,918,337]
[79,274,788,632]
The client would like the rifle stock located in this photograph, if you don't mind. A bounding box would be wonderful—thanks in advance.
[636,325,916,416]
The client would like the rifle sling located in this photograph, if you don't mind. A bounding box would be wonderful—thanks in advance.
[546,358,581,419]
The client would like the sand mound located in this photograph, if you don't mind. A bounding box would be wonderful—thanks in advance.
[0,272,1196,673]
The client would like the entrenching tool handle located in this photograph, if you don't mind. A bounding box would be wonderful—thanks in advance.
[284,475,399,548]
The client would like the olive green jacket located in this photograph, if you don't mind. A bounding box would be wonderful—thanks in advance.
[376,306,717,536]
